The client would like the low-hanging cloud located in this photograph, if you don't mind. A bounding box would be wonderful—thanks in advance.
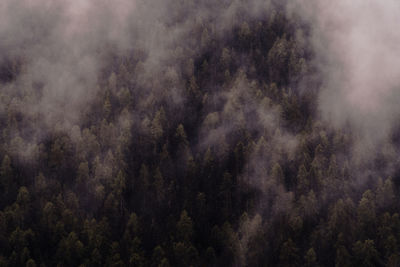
[0,0,275,129]
[0,0,137,130]
[289,0,400,147]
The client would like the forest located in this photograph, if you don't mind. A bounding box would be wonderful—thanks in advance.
[1,0,400,266]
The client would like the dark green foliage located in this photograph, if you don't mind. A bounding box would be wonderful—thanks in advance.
[0,1,399,266]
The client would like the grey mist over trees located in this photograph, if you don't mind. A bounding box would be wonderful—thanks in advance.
[290,0,400,147]
[0,0,275,158]
[1,0,400,266]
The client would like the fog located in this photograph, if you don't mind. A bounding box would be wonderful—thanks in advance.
[2,0,400,265]
[290,0,400,147]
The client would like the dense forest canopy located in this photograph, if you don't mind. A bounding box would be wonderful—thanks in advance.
[1,0,400,266]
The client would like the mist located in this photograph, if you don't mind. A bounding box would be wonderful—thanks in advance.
[1,0,400,266]
[291,0,400,146]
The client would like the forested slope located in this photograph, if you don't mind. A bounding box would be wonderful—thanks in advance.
[0,0,399,266]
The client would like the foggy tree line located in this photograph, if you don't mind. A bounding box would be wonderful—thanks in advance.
[0,1,400,266]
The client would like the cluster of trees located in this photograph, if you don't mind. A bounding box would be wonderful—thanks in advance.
[0,1,399,266]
